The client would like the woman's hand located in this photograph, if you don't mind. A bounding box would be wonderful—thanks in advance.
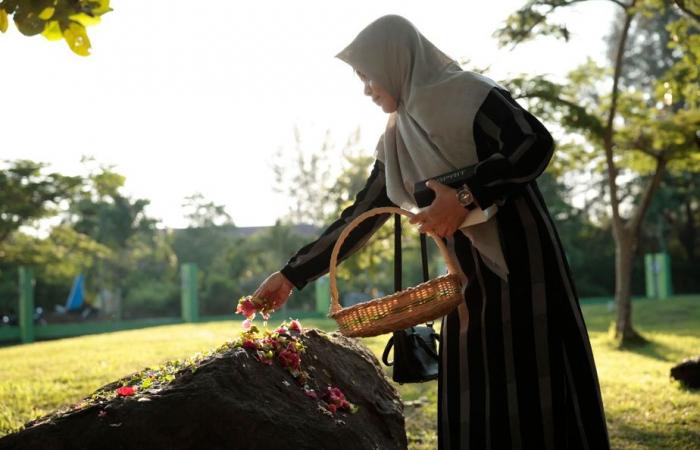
[409,180,469,238]
[252,271,294,311]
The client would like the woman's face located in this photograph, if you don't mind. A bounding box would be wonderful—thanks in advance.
[355,70,398,113]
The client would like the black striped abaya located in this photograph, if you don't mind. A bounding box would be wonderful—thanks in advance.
[280,87,610,450]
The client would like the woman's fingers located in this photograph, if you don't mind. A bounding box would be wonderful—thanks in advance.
[409,211,426,224]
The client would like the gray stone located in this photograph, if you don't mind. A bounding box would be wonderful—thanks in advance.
[0,329,407,450]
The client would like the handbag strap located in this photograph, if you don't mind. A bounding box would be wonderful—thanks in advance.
[413,332,440,359]
[394,213,434,328]
[394,213,402,292]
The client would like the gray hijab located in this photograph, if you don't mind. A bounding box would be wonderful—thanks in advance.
[335,14,509,281]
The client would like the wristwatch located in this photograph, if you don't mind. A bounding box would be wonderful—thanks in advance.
[456,184,478,210]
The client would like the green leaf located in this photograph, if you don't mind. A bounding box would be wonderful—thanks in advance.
[13,9,46,36]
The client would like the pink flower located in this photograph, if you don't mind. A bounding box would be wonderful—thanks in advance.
[304,389,318,399]
[328,387,345,402]
[289,319,302,333]
[278,344,301,371]
[242,319,253,330]
[275,326,287,335]
[236,297,258,319]
[325,386,350,410]
[116,386,136,397]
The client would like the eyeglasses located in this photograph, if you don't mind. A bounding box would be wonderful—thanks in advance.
[354,70,374,87]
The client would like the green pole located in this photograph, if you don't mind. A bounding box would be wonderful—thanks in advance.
[655,252,673,299]
[19,266,35,344]
[180,263,199,322]
[644,253,657,299]
[315,275,330,315]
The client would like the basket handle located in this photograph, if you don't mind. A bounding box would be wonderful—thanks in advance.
[328,206,462,316]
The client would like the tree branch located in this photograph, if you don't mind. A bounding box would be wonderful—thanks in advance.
[607,0,633,8]
[673,0,700,21]
[603,5,636,233]
[627,156,668,234]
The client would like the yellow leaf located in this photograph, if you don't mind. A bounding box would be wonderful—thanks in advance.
[38,7,55,20]
[0,9,8,33]
[93,0,112,16]
[41,20,62,41]
[62,22,91,56]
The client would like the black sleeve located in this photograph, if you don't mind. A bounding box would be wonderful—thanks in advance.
[280,159,396,291]
[456,87,555,209]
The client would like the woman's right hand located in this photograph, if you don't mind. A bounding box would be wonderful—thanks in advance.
[252,271,294,311]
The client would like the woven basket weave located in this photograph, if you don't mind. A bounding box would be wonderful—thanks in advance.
[328,206,465,338]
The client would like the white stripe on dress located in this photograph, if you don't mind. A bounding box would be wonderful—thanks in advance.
[515,196,555,450]
[526,184,609,447]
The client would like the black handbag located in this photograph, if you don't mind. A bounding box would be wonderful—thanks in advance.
[381,214,441,384]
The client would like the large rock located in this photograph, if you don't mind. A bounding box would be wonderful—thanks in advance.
[0,328,407,450]
[671,355,700,389]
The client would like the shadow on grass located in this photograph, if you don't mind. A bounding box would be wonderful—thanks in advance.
[608,335,678,362]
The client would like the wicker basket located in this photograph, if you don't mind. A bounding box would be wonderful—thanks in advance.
[328,206,465,338]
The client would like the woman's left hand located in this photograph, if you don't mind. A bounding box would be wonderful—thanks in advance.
[409,180,469,238]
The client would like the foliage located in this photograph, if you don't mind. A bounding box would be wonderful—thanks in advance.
[181,193,233,228]
[495,0,700,342]
[0,0,111,56]
[272,126,336,227]
[0,160,81,245]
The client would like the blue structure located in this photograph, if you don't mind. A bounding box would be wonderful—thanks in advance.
[65,274,85,312]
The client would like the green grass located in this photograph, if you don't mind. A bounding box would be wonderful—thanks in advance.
[1,298,699,449]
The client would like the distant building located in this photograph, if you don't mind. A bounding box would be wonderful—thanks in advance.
[167,223,319,238]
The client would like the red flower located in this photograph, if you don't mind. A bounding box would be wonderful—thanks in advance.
[326,403,337,413]
[328,387,345,402]
[275,326,287,335]
[242,339,257,350]
[278,344,301,371]
[116,386,136,397]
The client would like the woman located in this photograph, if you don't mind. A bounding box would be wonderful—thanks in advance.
[253,14,610,450]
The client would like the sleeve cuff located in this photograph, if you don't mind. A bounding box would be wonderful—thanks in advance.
[462,153,512,209]
[280,265,308,291]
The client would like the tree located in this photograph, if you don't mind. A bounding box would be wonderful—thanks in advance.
[62,158,165,316]
[0,0,111,56]
[495,0,700,345]
[181,193,233,228]
[0,159,81,245]
[272,126,337,226]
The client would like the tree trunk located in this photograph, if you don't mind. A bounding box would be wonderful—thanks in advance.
[613,235,646,345]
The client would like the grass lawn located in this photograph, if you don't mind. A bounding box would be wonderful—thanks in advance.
[1,296,699,449]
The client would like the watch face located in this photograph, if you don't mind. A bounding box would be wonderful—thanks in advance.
[458,190,473,205]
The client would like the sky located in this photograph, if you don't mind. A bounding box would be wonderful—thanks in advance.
[1,0,619,228]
